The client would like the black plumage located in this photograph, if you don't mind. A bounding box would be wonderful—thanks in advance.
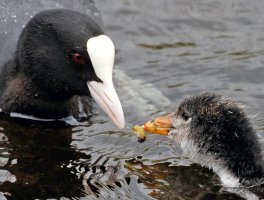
[169,93,264,197]
[0,9,103,119]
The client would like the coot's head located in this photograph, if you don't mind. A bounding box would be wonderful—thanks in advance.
[16,9,124,128]
[144,93,263,180]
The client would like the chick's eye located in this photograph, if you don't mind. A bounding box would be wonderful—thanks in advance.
[73,53,85,64]
[182,112,190,121]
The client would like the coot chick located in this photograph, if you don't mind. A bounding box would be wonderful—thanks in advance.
[0,9,124,128]
[144,93,264,196]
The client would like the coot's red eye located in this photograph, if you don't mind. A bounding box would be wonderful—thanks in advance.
[72,53,85,64]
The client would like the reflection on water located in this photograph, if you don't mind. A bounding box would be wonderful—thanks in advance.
[0,120,89,199]
[0,119,159,200]
[0,116,249,199]
[0,116,255,200]
[125,159,245,200]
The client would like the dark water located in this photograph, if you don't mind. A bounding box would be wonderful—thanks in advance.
[0,0,264,199]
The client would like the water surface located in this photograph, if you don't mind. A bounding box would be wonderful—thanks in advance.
[0,0,264,199]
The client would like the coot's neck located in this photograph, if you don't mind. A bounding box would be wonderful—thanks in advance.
[0,62,73,118]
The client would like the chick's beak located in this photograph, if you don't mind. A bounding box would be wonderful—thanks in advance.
[143,114,171,135]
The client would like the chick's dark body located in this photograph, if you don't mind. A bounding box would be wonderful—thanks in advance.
[143,93,264,198]
[173,93,264,197]
[178,94,264,180]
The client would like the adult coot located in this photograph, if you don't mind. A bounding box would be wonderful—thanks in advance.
[144,93,264,197]
[0,1,124,128]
